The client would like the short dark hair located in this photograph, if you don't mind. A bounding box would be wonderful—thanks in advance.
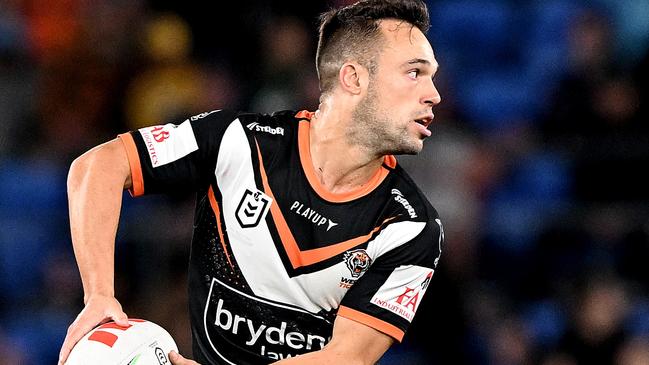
[316,0,430,95]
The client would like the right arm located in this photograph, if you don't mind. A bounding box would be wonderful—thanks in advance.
[59,138,133,365]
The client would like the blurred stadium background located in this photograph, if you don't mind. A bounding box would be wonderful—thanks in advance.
[1,0,649,364]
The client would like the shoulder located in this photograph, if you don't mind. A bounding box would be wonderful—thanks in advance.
[383,163,440,224]
[184,109,300,140]
[185,109,282,130]
[187,109,239,125]
[235,110,301,135]
[379,164,444,265]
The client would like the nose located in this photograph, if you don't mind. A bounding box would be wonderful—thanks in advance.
[422,78,441,107]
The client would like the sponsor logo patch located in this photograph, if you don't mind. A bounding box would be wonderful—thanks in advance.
[204,277,332,362]
[370,265,433,322]
[151,126,170,142]
[435,218,444,268]
[391,189,417,219]
[289,201,338,231]
[190,110,220,121]
[235,188,272,228]
[246,122,285,135]
[139,121,198,168]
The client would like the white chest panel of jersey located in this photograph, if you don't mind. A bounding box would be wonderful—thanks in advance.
[212,119,427,314]
[214,120,334,312]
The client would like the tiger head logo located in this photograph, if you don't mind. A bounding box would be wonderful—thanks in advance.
[343,249,372,278]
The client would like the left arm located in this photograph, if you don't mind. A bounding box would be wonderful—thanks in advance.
[273,315,393,365]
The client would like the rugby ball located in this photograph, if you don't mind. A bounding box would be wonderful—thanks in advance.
[66,319,178,365]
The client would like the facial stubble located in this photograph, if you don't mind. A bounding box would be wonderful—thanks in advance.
[349,80,423,157]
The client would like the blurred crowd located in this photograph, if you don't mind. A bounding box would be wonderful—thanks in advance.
[1,0,648,364]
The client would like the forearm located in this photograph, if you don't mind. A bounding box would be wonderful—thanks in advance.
[271,348,362,365]
[67,140,131,302]
[272,315,392,365]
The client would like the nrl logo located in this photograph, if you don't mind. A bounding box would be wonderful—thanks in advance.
[235,188,272,228]
[343,249,372,278]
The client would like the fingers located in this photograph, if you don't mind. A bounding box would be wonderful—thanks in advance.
[169,351,201,365]
[169,351,181,364]
[59,317,97,365]
[111,311,129,327]
[58,337,74,365]
[58,297,128,365]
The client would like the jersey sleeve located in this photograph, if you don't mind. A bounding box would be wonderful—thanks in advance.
[117,109,238,196]
[337,217,444,342]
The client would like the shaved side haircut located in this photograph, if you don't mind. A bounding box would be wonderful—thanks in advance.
[316,0,430,95]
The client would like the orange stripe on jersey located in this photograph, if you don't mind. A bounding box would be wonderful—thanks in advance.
[337,305,405,342]
[297,120,395,203]
[256,140,303,268]
[383,155,397,169]
[208,186,234,269]
[299,216,397,265]
[118,133,144,197]
[294,110,315,120]
[256,140,397,269]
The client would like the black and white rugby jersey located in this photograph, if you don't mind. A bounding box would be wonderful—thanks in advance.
[118,109,444,364]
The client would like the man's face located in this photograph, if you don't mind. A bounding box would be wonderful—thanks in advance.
[351,19,441,155]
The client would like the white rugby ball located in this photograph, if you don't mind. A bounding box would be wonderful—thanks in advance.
[66,319,178,365]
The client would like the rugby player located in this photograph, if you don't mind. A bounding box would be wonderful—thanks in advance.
[59,0,443,364]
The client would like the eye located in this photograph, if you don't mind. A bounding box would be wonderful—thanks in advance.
[408,70,419,79]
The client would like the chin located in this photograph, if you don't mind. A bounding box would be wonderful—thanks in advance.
[390,141,423,155]
[406,145,423,155]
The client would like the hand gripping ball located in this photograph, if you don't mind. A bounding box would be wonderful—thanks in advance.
[66,319,178,365]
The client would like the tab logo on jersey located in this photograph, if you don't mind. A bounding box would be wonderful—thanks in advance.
[246,122,285,136]
[236,188,272,228]
[391,189,417,219]
[370,265,433,322]
[139,121,198,168]
[289,201,338,231]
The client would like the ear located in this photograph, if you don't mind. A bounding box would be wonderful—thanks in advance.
[338,62,369,96]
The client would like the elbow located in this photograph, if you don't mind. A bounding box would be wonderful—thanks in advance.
[67,152,92,194]
[67,139,129,193]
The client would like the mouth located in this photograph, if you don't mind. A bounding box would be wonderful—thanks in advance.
[413,115,434,128]
[412,114,433,138]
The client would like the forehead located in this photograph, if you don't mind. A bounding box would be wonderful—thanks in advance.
[377,19,436,66]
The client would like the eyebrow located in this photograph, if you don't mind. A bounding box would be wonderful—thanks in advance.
[406,58,432,66]
[405,58,439,73]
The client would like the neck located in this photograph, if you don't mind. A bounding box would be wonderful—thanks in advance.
[308,100,385,194]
